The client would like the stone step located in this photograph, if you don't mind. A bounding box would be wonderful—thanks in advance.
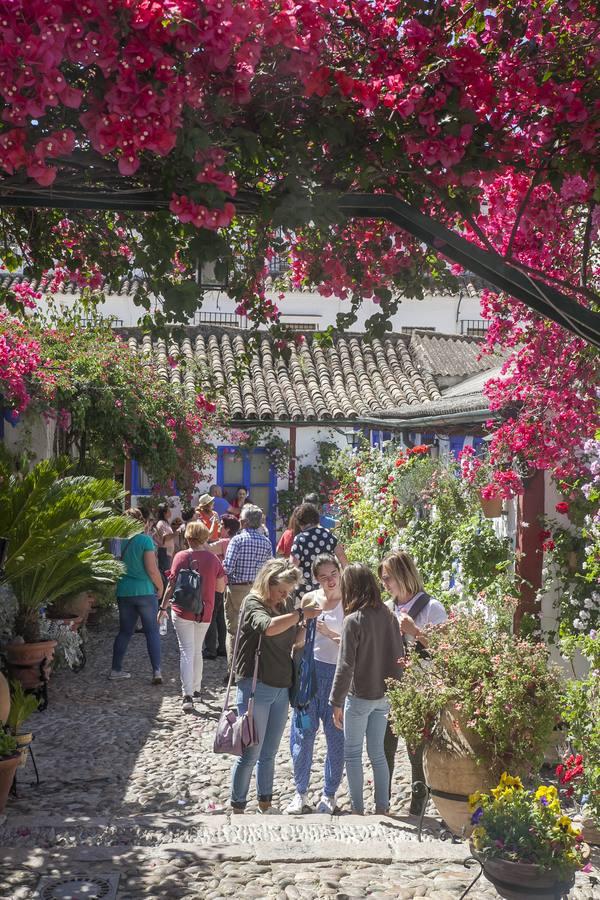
[0,835,468,866]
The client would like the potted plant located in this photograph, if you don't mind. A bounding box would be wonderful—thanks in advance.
[0,457,137,689]
[458,446,505,518]
[0,728,19,814]
[387,603,563,835]
[469,773,590,899]
[6,680,39,767]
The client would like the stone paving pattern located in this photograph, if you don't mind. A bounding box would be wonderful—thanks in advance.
[1,616,598,899]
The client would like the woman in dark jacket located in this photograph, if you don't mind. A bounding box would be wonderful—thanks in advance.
[330,563,404,816]
[229,559,320,814]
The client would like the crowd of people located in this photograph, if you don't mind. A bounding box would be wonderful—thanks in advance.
[109,486,448,817]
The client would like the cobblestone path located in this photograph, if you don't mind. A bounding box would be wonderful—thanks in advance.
[1,617,598,899]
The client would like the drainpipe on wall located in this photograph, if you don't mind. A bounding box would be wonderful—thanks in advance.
[288,426,297,488]
[124,458,132,508]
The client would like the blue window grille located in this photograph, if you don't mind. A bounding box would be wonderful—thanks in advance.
[217,446,277,548]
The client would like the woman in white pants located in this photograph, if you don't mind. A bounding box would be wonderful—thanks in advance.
[158,522,225,712]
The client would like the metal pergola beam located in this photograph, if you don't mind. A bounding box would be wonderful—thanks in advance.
[1,184,598,347]
[338,194,600,349]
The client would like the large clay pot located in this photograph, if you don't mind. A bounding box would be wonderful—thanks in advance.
[423,705,498,837]
[0,753,20,814]
[479,493,503,518]
[0,672,10,726]
[477,854,576,900]
[5,640,57,690]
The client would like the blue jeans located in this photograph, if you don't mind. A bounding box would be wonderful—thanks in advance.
[230,678,290,809]
[290,659,345,797]
[344,694,390,815]
[112,595,161,673]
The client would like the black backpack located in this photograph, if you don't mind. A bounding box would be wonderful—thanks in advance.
[173,551,204,617]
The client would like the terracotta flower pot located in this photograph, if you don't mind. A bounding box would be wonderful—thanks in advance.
[566,551,579,573]
[476,853,576,900]
[6,640,57,690]
[0,672,10,726]
[45,614,83,632]
[582,816,600,846]
[15,732,32,768]
[49,592,95,624]
[422,705,498,837]
[0,753,20,814]
[479,493,503,518]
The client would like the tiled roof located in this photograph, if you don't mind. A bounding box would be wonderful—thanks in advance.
[0,272,142,297]
[409,330,504,378]
[123,328,443,423]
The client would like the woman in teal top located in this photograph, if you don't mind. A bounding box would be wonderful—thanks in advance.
[110,508,165,684]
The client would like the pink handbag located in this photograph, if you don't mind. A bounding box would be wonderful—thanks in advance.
[213,601,261,756]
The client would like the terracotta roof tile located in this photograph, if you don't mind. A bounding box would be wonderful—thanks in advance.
[122,327,451,423]
[409,330,504,378]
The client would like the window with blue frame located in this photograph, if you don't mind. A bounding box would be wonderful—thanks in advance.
[217,447,277,548]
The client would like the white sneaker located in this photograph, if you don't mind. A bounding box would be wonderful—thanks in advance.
[285,792,308,814]
[316,794,336,814]
[108,670,131,680]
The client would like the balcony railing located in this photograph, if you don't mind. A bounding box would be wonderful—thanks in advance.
[191,311,248,328]
[460,319,489,337]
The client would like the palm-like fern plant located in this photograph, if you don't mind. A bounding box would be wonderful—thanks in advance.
[0,457,141,641]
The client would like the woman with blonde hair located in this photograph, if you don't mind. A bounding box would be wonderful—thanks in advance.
[159,521,225,712]
[229,558,321,813]
[378,550,447,813]
[330,563,404,816]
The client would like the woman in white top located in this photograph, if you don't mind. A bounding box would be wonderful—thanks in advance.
[286,553,345,815]
[378,550,447,814]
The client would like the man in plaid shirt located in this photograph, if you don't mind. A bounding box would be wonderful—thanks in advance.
[223,504,273,663]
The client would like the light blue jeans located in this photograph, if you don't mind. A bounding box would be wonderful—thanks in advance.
[343,694,390,814]
[230,678,290,809]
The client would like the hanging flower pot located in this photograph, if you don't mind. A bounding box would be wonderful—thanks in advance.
[566,550,579,573]
[479,492,503,518]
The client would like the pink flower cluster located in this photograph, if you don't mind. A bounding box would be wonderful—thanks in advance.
[0,313,45,412]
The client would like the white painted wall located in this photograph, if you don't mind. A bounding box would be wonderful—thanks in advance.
[35,286,484,336]
[3,410,56,462]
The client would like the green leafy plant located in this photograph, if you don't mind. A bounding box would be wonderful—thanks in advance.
[469,774,588,877]
[0,457,139,642]
[0,729,18,759]
[387,608,562,773]
[6,680,40,735]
